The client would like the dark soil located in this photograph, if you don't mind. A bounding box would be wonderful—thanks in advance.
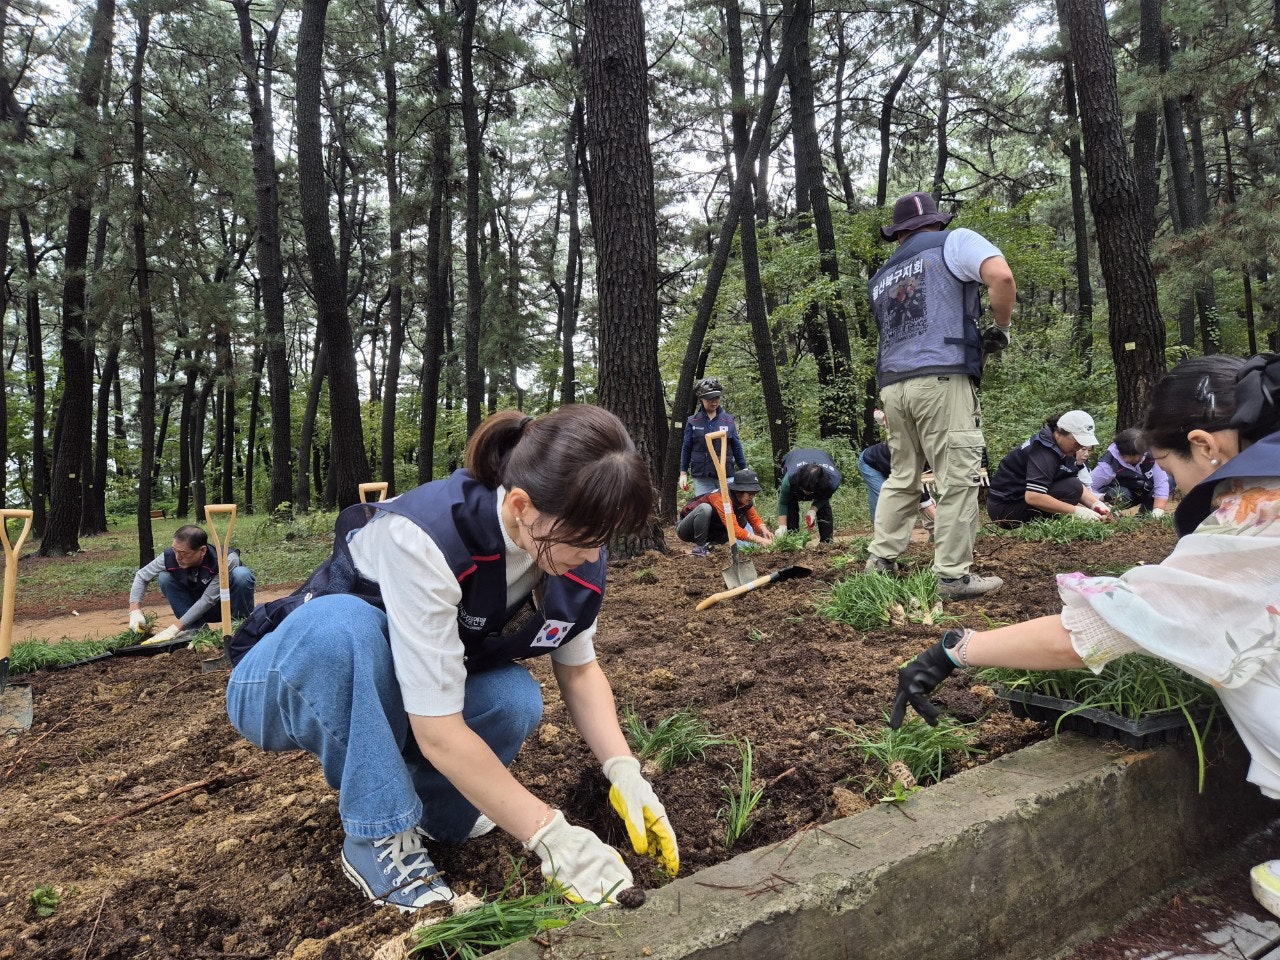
[0,522,1188,959]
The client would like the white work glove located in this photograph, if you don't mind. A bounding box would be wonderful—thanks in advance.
[603,756,680,876]
[805,508,817,531]
[1151,507,1165,518]
[1071,505,1102,523]
[128,609,147,634]
[142,623,182,646]
[678,472,689,492]
[524,810,633,904]
[1091,501,1112,517]
[774,523,787,537]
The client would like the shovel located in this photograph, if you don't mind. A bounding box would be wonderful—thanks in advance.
[204,503,238,655]
[359,482,389,503]
[696,565,812,611]
[705,429,756,589]
[0,509,34,734]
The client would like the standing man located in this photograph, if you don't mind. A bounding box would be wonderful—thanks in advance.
[775,448,842,543]
[864,192,1015,599]
[128,524,256,643]
[678,377,747,497]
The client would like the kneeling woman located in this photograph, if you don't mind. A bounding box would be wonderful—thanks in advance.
[986,410,1112,524]
[226,406,678,911]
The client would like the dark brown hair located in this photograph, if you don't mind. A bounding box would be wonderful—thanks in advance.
[1143,355,1246,455]
[173,525,208,549]
[1113,427,1146,458]
[796,463,825,498]
[466,406,654,546]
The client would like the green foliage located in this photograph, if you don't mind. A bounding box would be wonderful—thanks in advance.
[819,569,954,629]
[717,738,765,848]
[833,715,984,788]
[755,530,811,553]
[9,632,139,674]
[409,866,607,959]
[621,706,731,774]
[997,513,1149,546]
[974,654,1218,722]
[29,885,62,917]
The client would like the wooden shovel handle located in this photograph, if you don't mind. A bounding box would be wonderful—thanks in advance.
[359,482,389,503]
[204,504,237,638]
[696,570,778,611]
[704,430,737,550]
[0,510,34,660]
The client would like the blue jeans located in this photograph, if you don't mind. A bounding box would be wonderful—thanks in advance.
[225,594,544,841]
[691,475,719,497]
[857,450,888,521]
[159,565,256,623]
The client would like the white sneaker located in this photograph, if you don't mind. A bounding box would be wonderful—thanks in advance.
[1251,860,1280,920]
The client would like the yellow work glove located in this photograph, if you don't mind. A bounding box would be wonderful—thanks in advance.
[602,755,680,876]
[524,810,632,904]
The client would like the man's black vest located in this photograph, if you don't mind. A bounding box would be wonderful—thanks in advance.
[228,471,606,670]
[162,545,231,593]
[868,230,984,388]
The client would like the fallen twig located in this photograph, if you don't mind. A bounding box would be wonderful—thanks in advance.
[3,714,76,780]
[83,890,108,960]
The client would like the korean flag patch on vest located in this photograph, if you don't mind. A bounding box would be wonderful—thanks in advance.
[531,619,575,648]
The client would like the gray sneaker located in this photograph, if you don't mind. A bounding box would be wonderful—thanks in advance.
[864,555,900,575]
[937,572,1004,599]
[341,828,454,913]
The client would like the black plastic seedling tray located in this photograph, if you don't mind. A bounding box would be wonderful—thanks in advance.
[996,687,1217,750]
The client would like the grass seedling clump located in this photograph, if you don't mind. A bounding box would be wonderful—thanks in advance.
[410,868,606,959]
[622,706,731,774]
[834,715,984,791]
[9,630,138,674]
[975,653,1218,721]
[718,737,765,848]
[819,569,953,629]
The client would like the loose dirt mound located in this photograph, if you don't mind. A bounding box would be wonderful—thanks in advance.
[0,523,1176,959]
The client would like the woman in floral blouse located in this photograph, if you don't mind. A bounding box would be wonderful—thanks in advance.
[889,352,1280,921]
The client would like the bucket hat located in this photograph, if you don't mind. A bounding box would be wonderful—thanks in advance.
[1057,410,1099,447]
[728,468,762,493]
[881,192,953,240]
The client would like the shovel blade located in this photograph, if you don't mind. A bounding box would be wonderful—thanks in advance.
[1,682,33,734]
[720,551,758,589]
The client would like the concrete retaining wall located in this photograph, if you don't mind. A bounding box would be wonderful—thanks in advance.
[495,733,1276,960]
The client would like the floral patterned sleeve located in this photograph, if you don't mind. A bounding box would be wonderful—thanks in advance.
[1057,476,1280,689]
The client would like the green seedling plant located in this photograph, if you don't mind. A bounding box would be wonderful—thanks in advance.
[878,779,922,806]
[976,654,1220,790]
[760,530,811,553]
[622,706,731,774]
[819,569,956,630]
[834,715,985,790]
[29,885,62,917]
[718,737,765,848]
[410,864,606,959]
[9,630,140,674]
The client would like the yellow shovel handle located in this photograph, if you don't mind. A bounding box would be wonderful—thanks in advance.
[204,504,238,637]
[704,430,737,549]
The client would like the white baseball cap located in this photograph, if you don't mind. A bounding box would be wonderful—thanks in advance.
[1057,410,1099,447]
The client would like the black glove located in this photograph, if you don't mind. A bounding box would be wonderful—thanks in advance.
[981,325,1010,356]
[889,634,960,729]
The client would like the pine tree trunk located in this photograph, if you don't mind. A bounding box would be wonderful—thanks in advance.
[296,0,370,508]
[584,0,667,545]
[131,10,157,562]
[459,0,485,433]
[1065,0,1165,429]
[20,216,47,534]
[40,0,115,556]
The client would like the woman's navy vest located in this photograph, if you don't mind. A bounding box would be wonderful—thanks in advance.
[780,448,842,499]
[1098,450,1156,502]
[228,471,606,671]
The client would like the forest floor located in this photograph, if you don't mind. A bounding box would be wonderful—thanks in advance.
[2,518,1266,960]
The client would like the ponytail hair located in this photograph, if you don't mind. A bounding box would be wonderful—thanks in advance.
[466,405,654,546]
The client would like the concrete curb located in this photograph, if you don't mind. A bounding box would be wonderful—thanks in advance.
[494,732,1274,959]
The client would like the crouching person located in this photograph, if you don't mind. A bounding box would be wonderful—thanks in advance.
[225,406,679,911]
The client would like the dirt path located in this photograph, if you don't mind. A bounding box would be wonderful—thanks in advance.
[17,586,298,643]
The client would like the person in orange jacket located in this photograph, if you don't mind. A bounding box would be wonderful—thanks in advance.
[676,468,774,557]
